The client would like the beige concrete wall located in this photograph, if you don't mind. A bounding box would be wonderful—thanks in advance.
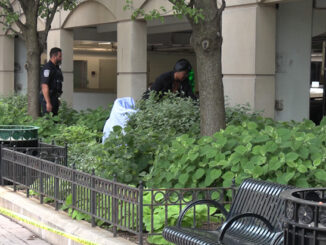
[224,76,255,106]
[222,4,276,118]
[275,0,313,122]
[0,35,15,96]
[63,1,116,29]
[59,0,290,27]
[117,20,147,100]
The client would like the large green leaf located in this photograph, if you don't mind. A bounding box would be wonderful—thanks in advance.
[276,171,295,185]
[234,145,247,154]
[179,173,189,185]
[250,155,267,166]
[193,168,205,180]
[315,170,326,182]
[222,171,234,180]
[269,156,283,171]
[285,152,299,162]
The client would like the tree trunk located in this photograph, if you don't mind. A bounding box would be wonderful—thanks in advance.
[191,0,226,136]
[25,30,41,119]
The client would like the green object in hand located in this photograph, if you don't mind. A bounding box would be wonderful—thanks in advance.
[188,69,195,93]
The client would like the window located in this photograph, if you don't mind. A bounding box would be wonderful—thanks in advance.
[74,60,88,89]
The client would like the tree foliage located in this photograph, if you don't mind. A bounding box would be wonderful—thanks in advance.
[0,0,77,51]
[0,0,78,118]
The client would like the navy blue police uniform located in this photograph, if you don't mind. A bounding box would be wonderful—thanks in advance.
[40,61,63,116]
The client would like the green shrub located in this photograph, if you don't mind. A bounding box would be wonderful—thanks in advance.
[76,105,112,132]
[99,93,200,183]
[129,92,200,136]
[76,92,266,184]
[51,125,101,145]
[0,95,32,125]
[225,102,263,126]
[145,118,326,189]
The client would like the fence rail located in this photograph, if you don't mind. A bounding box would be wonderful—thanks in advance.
[0,145,236,245]
[3,141,68,166]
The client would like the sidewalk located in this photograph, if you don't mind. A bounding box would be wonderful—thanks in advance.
[0,214,51,245]
[0,186,135,245]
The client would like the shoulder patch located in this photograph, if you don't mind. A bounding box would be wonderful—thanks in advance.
[44,69,50,78]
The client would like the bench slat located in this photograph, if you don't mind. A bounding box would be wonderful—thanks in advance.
[163,178,294,245]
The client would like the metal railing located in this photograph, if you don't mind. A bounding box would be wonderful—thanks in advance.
[0,145,236,245]
[2,141,67,166]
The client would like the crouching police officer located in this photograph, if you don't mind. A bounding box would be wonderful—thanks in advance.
[40,47,63,116]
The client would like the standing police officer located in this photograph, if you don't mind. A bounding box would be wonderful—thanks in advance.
[40,47,63,116]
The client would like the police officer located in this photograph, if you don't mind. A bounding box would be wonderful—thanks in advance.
[40,47,63,116]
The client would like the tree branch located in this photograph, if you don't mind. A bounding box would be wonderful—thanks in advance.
[0,0,26,34]
[39,0,60,51]
[0,19,20,36]
[0,1,13,13]
[218,0,226,16]
[167,0,196,25]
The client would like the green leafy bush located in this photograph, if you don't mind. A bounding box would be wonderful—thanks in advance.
[0,95,32,125]
[99,93,200,183]
[145,118,326,189]
[68,93,269,183]
[75,105,112,133]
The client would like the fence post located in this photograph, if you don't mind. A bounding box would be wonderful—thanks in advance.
[55,157,59,211]
[64,142,68,167]
[26,152,29,198]
[231,178,236,201]
[113,174,117,237]
[91,169,96,227]
[13,145,16,192]
[40,158,44,204]
[0,143,2,186]
[72,164,76,212]
[138,181,143,245]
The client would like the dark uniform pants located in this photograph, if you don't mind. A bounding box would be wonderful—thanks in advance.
[40,94,60,116]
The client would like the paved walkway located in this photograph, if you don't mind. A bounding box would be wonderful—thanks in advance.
[0,214,51,245]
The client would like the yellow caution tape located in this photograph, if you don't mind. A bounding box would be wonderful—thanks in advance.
[0,207,98,245]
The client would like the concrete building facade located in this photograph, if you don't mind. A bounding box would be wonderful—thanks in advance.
[1,0,326,122]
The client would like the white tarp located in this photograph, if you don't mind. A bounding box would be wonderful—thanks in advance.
[102,97,137,143]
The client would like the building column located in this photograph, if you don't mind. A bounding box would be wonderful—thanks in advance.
[275,0,313,121]
[117,20,147,100]
[47,29,74,106]
[222,3,276,118]
[0,33,14,96]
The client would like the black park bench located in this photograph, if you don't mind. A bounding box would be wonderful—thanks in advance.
[162,179,294,245]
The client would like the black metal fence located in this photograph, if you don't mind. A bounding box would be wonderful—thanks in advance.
[2,141,67,165]
[0,145,236,245]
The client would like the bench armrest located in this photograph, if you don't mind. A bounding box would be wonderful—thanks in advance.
[219,212,274,242]
[176,199,229,227]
